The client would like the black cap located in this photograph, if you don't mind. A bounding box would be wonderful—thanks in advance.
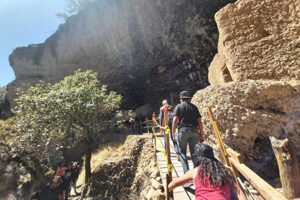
[180,91,192,99]
[193,143,215,159]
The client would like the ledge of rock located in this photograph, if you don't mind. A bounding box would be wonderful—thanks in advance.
[192,80,300,176]
[7,0,235,109]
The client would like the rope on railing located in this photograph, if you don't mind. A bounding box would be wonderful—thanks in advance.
[152,117,172,172]
[152,114,195,200]
[153,119,165,129]
[153,129,169,165]
[152,113,173,199]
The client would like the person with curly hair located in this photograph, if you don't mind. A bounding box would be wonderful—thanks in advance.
[168,143,247,200]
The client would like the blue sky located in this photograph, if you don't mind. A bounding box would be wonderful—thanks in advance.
[0,0,66,87]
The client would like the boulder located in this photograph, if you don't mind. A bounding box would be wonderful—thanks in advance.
[150,168,160,178]
[209,0,300,85]
[192,80,300,161]
[146,187,155,200]
[152,190,166,200]
[155,176,162,182]
[199,0,300,178]
[151,178,163,189]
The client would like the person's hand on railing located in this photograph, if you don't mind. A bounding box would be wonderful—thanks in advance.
[173,137,177,143]
[198,128,204,143]
[200,134,204,143]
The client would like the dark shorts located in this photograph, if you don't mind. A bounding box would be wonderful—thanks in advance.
[40,187,61,200]
[60,181,70,191]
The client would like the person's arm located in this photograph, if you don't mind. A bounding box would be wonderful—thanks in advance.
[197,117,204,142]
[168,168,196,191]
[172,116,179,143]
[159,108,163,132]
[159,108,163,125]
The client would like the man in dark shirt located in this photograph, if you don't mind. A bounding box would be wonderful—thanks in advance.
[70,162,80,195]
[172,91,204,175]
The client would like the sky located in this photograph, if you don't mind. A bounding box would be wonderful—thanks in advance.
[0,0,66,87]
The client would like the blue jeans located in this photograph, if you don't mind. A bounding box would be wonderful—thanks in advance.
[177,129,199,173]
[170,131,180,155]
[163,127,179,154]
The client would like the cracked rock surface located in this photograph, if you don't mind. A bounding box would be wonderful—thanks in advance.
[193,0,300,180]
[7,0,234,109]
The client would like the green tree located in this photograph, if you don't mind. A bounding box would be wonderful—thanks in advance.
[0,69,122,183]
[0,118,63,184]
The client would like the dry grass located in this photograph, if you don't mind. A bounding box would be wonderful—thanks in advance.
[76,143,126,188]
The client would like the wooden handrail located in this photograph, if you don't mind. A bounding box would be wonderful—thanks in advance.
[151,112,173,199]
[229,156,287,200]
[208,107,288,200]
[149,108,291,200]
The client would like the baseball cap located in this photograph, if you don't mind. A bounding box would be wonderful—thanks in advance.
[180,91,192,99]
[73,162,78,167]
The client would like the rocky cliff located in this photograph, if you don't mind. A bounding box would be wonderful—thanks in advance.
[7,0,234,110]
[192,0,300,178]
[208,0,300,84]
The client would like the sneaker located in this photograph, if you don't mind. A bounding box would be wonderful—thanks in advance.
[183,181,194,188]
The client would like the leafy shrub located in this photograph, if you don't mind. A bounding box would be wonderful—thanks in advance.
[0,69,122,183]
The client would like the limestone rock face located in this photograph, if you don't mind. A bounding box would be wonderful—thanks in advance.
[192,81,300,159]
[193,0,300,176]
[208,0,300,85]
[8,0,234,109]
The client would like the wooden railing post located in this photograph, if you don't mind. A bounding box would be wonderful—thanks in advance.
[207,107,230,166]
[207,107,248,199]
[269,136,300,199]
[166,128,173,199]
[164,110,168,129]
[152,112,156,150]
[147,120,150,134]
[229,156,287,200]
[166,174,170,200]
[163,110,173,199]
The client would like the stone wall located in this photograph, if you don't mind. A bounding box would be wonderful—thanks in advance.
[85,135,164,199]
